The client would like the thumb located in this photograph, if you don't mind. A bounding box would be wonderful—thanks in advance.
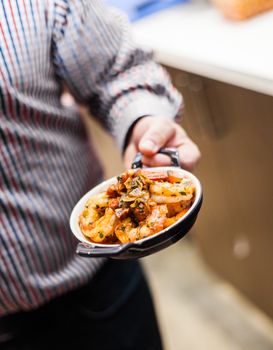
[138,120,175,156]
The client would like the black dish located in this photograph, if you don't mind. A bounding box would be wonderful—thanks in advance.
[70,148,203,259]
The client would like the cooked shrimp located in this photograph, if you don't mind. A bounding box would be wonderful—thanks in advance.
[133,205,168,241]
[115,205,168,243]
[79,192,110,231]
[79,207,101,232]
[81,208,118,243]
[115,217,148,244]
[115,220,147,244]
[85,192,109,209]
[164,208,189,228]
[144,205,168,232]
[115,217,136,244]
[150,181,194,204]
[167,201,192,217]
[79,169,196,244]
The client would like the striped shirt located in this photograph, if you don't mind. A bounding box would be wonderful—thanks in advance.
[0,0,181,316]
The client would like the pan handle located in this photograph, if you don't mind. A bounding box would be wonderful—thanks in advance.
[131,147,180,169]
[76,242,134,258]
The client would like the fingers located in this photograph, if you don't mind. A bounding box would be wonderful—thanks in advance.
[141,143,201,170]
[138,118,176,156]
[178,139,201,171]
[140,122,201,170]
[123,116,201,171]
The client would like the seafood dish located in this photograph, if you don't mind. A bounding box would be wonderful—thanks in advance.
[79,169,195,244]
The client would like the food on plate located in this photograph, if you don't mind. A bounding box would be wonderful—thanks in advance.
[79,169,195,244]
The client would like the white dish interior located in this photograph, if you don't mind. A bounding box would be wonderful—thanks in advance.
[70,167,202,248]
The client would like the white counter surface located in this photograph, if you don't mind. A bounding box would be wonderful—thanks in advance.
[132,1,273,96]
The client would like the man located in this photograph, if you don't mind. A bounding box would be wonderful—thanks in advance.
[0,1,200,349]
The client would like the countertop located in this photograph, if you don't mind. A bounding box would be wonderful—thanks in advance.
[132,1,273,96]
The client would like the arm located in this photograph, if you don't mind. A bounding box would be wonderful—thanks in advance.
[52,0,182,151]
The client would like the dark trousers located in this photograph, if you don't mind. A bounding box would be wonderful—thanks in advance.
[0,260,163,350]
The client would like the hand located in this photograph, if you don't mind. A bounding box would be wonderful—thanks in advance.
[124,116,201,171]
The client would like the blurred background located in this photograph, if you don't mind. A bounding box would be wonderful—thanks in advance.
[65,0,273,348]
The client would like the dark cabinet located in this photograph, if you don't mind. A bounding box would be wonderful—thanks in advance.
[167,66,273,319]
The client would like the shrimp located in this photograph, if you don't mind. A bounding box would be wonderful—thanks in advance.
[115,217,137,244]
[167,201,192,217]
[164,208,189,228]
[81,208,118,243]
[79,169,196,244]
[143,204,168,233]
[79,192,110,231]
[85,192,109,209]
[79,207,101,233]
[150,181,194,204]
[115,205,168,243]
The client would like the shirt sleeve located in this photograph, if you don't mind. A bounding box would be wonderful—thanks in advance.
[52,0,182,150]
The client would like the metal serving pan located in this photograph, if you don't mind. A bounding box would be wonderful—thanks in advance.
[70,148,202,259]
